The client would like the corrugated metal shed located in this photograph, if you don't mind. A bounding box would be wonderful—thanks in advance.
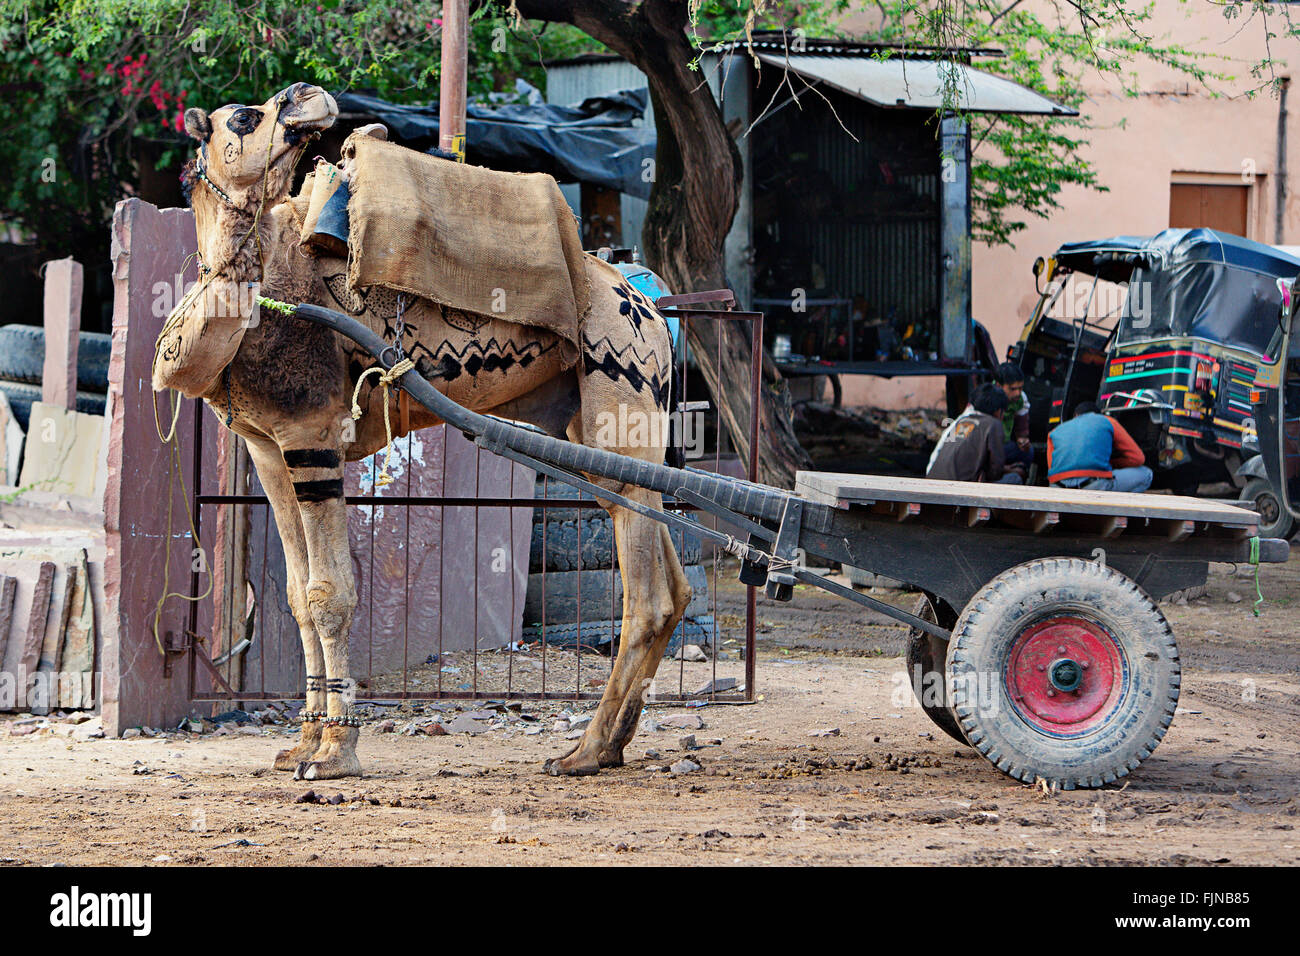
[542,45,1069,365]
[546,59,655,249]
[544,54,750,300]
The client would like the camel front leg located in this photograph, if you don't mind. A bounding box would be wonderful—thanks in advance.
[281,455,362,781]
[243,437,328,771]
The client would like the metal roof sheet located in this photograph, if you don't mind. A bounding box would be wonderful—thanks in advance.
[756,53,1076,115]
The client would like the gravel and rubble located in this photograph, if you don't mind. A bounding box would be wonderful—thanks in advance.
[0,558,1296,865]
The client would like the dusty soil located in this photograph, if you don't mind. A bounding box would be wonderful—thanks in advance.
[2,559,1298,866]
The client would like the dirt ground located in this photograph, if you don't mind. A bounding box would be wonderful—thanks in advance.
[2,557,1298,866]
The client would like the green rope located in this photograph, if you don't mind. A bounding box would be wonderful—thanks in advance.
[256,295,297,315]
[1249,535,1264,617]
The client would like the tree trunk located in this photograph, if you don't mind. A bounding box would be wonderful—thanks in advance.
[513,0,811,487]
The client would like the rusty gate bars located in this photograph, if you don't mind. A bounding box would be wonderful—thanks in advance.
[183,305,761,706]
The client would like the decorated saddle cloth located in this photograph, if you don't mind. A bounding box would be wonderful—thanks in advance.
[338,131,590,368]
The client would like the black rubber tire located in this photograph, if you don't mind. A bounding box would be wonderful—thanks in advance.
[530,479,701,572]
[946,557,1180,790]
[905,593,967,745]
[76,332,112,393]
[531,514,617,573]
[0,325,43,384]
[530,515,702,573]
[1243,477,1296,541]
[0,325,112,393]
[0,379,106,430]
[524,562,707,626]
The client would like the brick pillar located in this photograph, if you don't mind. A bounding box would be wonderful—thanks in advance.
[41,258,83,410]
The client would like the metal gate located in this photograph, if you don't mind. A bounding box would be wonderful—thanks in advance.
[179,300,761,707]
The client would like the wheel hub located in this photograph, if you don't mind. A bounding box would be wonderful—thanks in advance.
[1005,617,1126,736]
[1049,657,1082,692]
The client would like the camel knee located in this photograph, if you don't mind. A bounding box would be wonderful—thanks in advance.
[287,587,315,634]
[306,579,355,638]
[670,572,691,616]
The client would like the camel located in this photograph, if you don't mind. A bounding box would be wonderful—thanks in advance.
[156,82,691,780]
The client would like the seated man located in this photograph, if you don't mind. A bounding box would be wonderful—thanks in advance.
[1047,401,1153,492]
[996,361,1033,479]
[927,384,1023,484]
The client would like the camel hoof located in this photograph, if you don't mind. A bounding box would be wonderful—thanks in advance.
[295,756,361,781]
[543,754,601,777]
[598,750,624,769]
[276,725,324,772]
[274,744,317,772]
[274,751,300,772]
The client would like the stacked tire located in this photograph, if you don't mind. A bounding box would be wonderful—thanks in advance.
[524,478,710,651]
[0,324,110,429]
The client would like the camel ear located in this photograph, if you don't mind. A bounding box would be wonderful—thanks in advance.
[184,108,213,142]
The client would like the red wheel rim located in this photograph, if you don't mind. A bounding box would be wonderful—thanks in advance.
[1005,616,1127,737]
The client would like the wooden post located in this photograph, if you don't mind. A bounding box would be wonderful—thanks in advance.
[101,198,215,735]
[42,258,83,410]
[439,0,468,160]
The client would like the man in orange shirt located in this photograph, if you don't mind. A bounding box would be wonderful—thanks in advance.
[1047,402,1152,492]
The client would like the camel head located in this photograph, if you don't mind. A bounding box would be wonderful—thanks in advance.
[182,82,338,210]
[156,84,337,398]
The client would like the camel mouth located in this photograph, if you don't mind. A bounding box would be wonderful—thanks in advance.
[281,88,339,143]
[272,92,337,170]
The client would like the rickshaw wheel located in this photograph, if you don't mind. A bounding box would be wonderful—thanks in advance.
[1243,478,1296,541]
[905,594,967,745]
[946,558,1180,790]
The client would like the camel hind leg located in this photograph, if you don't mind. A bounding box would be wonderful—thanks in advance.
[542,377,691,775]
[599,519,691,761]
[543,486,691,775]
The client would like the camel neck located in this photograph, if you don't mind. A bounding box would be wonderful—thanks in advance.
[193,195,267,285]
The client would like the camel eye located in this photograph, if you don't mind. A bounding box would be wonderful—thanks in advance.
[226,108,263,135]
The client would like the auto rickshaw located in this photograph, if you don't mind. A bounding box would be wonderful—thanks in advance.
[1009,228,1300,537]
[1250,275,1300,539]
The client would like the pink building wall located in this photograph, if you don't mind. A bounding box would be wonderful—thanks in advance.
[838,1,1300,409]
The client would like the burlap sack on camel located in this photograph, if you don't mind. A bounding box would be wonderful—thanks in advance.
[343,132,589,366]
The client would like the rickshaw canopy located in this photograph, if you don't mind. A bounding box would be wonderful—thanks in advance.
[1054,228,1300,358]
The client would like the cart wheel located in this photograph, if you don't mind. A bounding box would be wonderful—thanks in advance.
[1243,478,1296,541]
[905,594,966,745]
[946,558,1180,790]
